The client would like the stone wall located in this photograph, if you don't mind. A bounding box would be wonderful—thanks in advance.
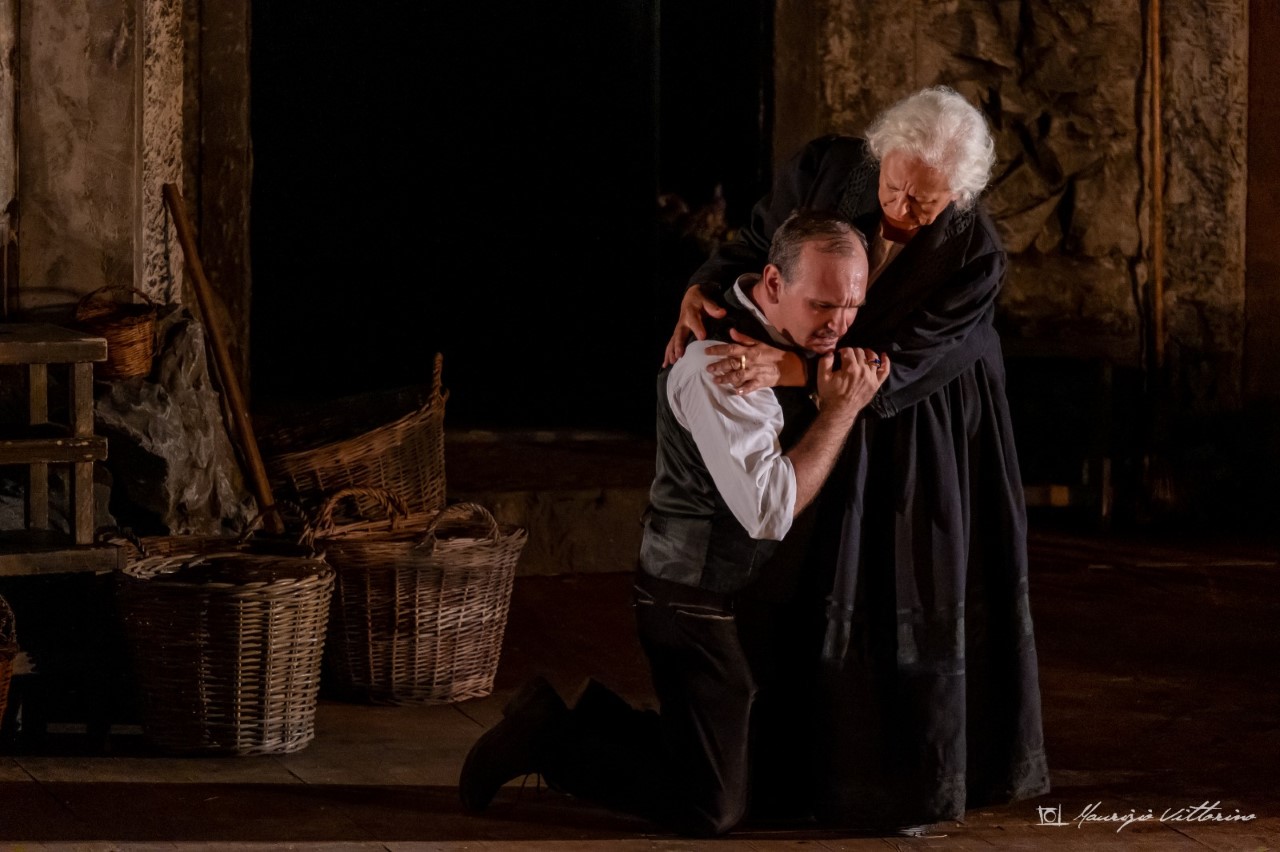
[9,2,1248,404]
[775,0,1248,403]
[1,0,15,312]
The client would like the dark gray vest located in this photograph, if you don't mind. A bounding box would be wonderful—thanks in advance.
[640,297,816,595]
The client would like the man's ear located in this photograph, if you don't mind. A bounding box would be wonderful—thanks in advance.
[761,264,784,304]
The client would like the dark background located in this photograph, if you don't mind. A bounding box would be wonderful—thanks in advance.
[249,2,773,433]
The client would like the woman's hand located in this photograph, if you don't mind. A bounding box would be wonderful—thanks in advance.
[664,284,727,367]
[704,329,806,394]
[814,348,891,416]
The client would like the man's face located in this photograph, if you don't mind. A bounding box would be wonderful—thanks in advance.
[877,149,956,234]
[766,242,867,354]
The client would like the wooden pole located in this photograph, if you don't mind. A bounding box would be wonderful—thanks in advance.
[162,183,283,534]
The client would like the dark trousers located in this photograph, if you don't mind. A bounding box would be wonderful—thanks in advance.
[542,571,757,837]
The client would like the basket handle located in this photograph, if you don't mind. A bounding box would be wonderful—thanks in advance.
[235,509,273,544]
[75,285,158,319]
[96,524,146,556]
[415,502,502,553]
[301,486,410,546]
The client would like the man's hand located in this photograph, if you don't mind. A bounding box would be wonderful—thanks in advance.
[813,347,890,419]
[663,284,727,367]
[785,347,890,517]
[704,328,805,394]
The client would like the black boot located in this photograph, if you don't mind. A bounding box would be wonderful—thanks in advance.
[458,675,568,811]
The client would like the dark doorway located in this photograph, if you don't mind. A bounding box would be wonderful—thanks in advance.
[250,3,772,432]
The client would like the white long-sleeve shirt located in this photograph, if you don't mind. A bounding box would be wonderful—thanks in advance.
[663,279,799,540]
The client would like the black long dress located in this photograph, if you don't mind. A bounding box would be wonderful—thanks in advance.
[691,135,1049,827]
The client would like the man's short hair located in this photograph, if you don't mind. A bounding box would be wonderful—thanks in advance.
[768,210,867,285]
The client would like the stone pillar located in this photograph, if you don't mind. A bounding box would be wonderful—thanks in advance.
[1246,0,1280,401]
[772,0,824,163]
[141,0,184,305]
[1161,0,1248,413]
[14,0,183,315]
[192,0,253,389]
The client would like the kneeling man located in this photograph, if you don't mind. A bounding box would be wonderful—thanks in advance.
[459,210,888,836]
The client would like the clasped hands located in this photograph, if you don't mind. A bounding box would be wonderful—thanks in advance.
[664,284,888,404]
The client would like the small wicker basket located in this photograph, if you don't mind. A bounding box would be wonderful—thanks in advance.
[305,488,526,705]
[117,551,334,756]
[75,285,159,380]
[264,354,448,518]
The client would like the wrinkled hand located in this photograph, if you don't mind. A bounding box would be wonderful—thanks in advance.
[663,284,727,367]
[814,348,890,418]
[705,329,789,394]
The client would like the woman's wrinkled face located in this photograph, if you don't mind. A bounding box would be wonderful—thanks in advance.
[877,149,956,234]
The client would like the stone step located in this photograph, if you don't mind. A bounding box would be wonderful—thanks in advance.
[445,430,654,576]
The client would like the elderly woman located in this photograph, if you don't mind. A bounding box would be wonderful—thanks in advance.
[667,87,1049,831]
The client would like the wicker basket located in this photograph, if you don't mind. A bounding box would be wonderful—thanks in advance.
[264,354,448,518]
[306,488,526,705]
[116,552,334,755]
[0,595,15,726]
[75,285,159,380]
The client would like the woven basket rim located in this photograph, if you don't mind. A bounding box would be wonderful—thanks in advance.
[76,285,159,322]
[322,519,525,539]
[320,524,529,557]
[121,552,333,587]
[271,386,448,464]
[104,519,309,562]
[80,309,156,326]
[310,497,521,546]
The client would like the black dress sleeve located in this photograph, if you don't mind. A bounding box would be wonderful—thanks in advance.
[866,247,1005,418]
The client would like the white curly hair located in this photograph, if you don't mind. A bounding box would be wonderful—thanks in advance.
[865,86,996,211]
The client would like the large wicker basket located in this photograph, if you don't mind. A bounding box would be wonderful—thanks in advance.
[75,285,159,380]
[264,353,448,517]
[117,552,334,755]
[306,488,526,705]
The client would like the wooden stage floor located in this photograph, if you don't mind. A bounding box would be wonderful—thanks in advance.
[0,526,1276,851]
